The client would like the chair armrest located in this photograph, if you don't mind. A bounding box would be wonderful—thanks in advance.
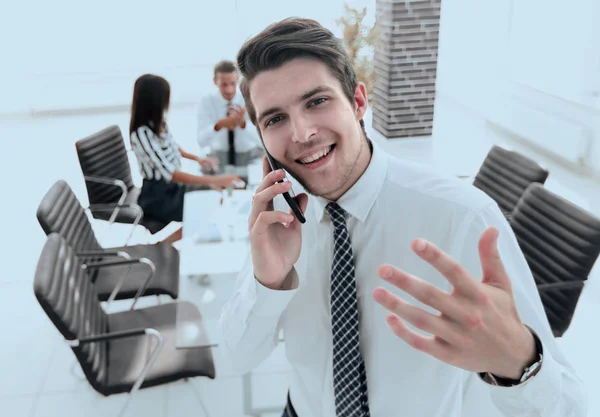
[77,251,132,304]
[87,203,143,246]
[82,257,156,309]
[77,250,130,258]
[76,250,131,307]
[88,203,142,215]
[82,257,151,269]
[84,176,128,223]
[84,176,127,203]
[68,328,163,392]
[537,281,585,292]
[69,327,148,345]
[84,175,127,194]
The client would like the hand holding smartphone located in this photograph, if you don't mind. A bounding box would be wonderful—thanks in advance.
[248,153,309,290]
[263,151,306,224]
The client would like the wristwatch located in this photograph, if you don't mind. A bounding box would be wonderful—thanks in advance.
[481,329,544,387]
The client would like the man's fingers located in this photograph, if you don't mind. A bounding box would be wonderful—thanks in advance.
[249,180,292,228]
[256,168,286,194]
[383,314,456,364]
[377,265,466,323]
[262,155,273,178]
[249,166,288,228]
[256,167,285,193]
[254,181,292,208]
[411,239,481,298]
[478,227,511,291]
[373,287,467,347]
[252,210,295,235]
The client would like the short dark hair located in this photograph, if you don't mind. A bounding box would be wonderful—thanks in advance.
[129,74,170,135]
[213,60,238,78]
[237,17,363,131]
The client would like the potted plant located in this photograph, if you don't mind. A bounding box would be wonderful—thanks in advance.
[336,3,380,114]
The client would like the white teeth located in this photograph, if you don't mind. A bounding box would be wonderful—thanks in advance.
[300,147,331,164]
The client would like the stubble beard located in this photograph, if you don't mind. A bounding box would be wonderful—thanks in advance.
[284,137,365,200]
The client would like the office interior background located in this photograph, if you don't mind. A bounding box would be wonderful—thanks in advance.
[1,0,599,416]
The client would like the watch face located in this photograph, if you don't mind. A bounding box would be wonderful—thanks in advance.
[520,355,543,383]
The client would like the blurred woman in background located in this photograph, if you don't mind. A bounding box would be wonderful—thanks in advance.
[129,73,242,243]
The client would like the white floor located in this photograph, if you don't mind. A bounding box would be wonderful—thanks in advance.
[0,96,599,416]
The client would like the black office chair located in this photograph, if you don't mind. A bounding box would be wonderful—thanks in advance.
[473,145,549,217]
[510,183,600,337]
[36,180,179,305]
[33,233,214,416]
[75,124,166,237]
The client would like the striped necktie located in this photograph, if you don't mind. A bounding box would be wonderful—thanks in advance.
[327,202,371,416]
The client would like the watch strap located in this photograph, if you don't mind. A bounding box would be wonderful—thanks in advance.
[480,328,544,386]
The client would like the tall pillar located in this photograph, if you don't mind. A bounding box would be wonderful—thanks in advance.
[372,0,441,139]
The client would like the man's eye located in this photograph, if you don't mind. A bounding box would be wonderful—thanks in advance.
[309,98,327,106]
[266,116,284,127]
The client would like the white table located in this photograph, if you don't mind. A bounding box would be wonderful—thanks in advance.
[176,187,254,345]
[178,189,254,278]
[175,158,262,346]
[175,162,285,416]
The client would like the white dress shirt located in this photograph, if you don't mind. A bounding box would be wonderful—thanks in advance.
[196,89,261,153]
[218,140,586,417]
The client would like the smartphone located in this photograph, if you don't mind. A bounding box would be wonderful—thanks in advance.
[263,150,306,224]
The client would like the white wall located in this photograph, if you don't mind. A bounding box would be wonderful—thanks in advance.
[1,0,242,114]
[0,0,374,115]
[434,0,600,176]
[8,0,600,175]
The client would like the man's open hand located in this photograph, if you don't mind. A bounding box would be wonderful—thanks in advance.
[373,227,536,379]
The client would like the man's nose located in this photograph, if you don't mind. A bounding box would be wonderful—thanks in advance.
[291,115,317,143]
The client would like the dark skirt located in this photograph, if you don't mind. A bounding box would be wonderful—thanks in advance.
[137,179,187,230]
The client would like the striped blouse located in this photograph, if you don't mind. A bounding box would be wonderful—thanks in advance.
[130,125,182,182]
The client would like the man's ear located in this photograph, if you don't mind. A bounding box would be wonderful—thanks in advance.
[354,82,368,121]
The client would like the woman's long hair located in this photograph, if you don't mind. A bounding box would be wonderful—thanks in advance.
[129,74,170,136]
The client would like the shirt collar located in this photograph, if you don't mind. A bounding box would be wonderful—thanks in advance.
[215,89,241,105]
[311,139,388,223]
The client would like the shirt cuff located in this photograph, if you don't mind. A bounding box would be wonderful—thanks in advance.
[482,332,563,413]
[250,274,298,317]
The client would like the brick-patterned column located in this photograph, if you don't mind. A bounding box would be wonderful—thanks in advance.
[372,0,441,139]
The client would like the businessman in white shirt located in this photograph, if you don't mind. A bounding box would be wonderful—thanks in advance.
[219,17,587,417]
[196,60,262,169]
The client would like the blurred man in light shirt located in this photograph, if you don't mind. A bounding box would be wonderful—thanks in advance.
[196,60,263,170]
